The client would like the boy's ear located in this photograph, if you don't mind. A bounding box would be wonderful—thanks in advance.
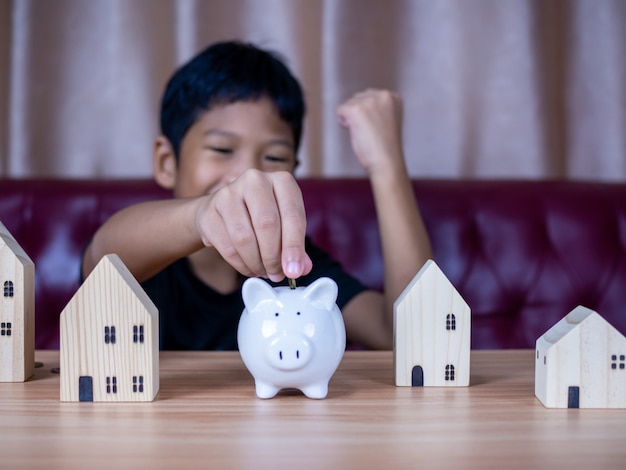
[153,136,177,190]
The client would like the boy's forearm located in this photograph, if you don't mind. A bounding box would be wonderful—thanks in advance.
[335,88,432,343]
[82,198,204,281]
[369,163,432,327]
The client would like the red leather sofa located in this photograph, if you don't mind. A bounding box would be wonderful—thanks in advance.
[1,178,625,350]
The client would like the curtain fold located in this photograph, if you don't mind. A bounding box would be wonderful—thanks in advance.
[0,0,624,181]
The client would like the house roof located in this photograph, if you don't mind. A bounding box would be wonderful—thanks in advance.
[0,221,34,267]
[540,306,620,345]
[394,259,465,308]
[65,253,157,320]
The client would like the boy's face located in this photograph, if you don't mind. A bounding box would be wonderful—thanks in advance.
[168,97,297,199]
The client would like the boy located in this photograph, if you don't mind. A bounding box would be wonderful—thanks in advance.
[82,41,431,350]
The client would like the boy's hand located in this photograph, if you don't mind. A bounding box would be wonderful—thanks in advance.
[336,89,405,176]
[195,169,312,282]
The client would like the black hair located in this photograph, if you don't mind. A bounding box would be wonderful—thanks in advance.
[159,41,305,159]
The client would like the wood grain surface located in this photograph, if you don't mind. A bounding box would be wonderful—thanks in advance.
[2,350,625,469]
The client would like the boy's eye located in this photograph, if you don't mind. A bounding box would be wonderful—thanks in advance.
[265,155,290,164]
[209,147,233,154]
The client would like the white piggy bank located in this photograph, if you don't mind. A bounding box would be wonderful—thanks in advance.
[237,277,346,399]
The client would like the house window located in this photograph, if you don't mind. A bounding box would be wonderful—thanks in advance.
[610,354,625,370]
[133,375,144,393]
[133,325,145,344]
[3,281,13,297]
[0,322,12,336]
[106,376,118,394]
[446,314,456,331]
[104,326,116,344]
[445,364,456,381]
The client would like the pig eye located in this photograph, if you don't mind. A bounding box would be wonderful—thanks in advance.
[296,312,301,316]
[274,312,279,317]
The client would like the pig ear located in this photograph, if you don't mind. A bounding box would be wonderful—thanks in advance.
[302,277,338,310]
[242,277,277,311]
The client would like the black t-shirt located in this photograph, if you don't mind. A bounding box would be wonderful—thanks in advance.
[142,237,368,350]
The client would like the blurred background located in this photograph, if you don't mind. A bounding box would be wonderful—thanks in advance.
[0,0,624,180]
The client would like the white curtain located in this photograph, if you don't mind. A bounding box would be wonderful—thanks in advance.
[1,0,625,181]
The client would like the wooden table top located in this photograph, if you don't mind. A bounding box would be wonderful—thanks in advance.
[2,350,625,469]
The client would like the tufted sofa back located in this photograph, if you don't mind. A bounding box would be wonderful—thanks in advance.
[302,179,626,349]
[1,178,625,349]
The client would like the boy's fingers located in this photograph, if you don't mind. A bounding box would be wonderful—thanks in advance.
[203,212,257,278]
[201,180,266,278]
[271,173,311,279]
[198,170,309,281]
[244,174,283,280]
[223,197,269,277]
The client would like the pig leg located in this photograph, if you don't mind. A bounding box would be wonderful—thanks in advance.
[255,381,281,399]
[301,382,329,399]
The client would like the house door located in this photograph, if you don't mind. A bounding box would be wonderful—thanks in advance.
[568,386,580,408]
[412,366,424,387]
[79,376,93,402]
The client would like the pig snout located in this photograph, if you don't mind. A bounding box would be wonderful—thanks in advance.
[265,334,312,371]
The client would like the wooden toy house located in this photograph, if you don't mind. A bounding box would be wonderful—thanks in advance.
[535,306,626,409]
[394,259,471,387]
[60,254,159,402]
[0,221,35,382]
